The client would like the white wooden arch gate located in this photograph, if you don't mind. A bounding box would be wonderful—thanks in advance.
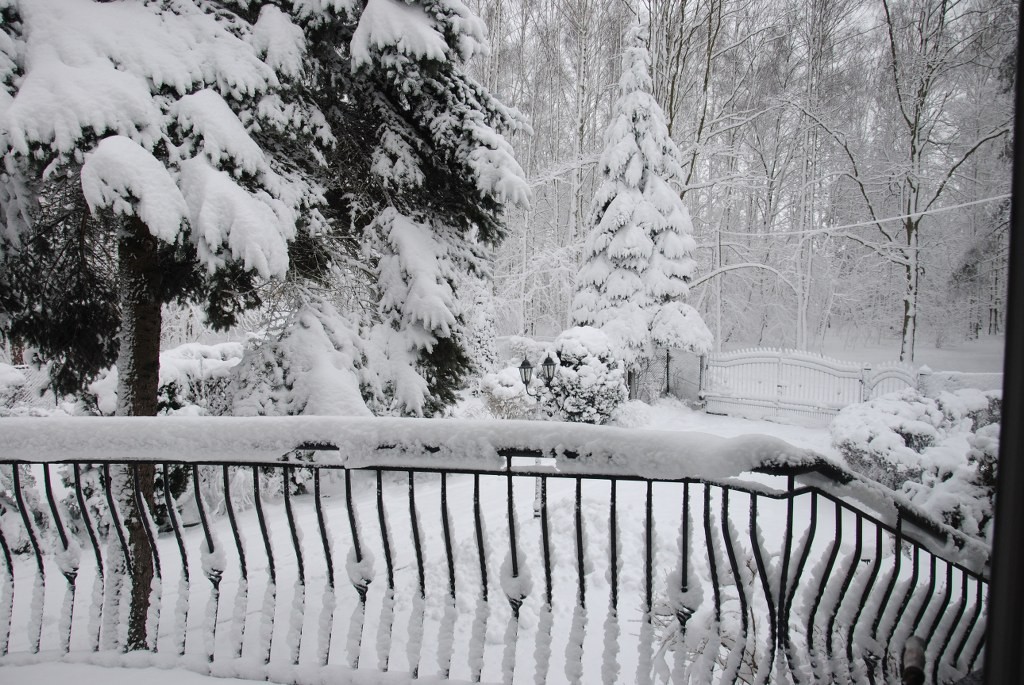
[699,348,919,425]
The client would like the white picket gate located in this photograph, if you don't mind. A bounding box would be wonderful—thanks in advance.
[700,348,919,425]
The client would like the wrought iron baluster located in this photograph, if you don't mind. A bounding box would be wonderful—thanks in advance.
[12,465,44,654]
[875,513,902,685]
[501,462,522,684]
[161,463,189,657]
[604,478,620,685]
[933,563,966,685]
[469,472,489,683]
[570,475,589,684]
[777,477,794,664]
[827,508,862,682]
[668,482,692,684]
[636,479,654,685]
[966,579,986,672]
[102,464,134,573]
[44,464,77,654]
[343,469,369,669]
[252,465,276,664]
[375,469,394,672]
[952,574,983,670]
[578,477,588,610]
[888,545,922,674]
[721,487,750,680]
[534,474,553,685]
[807,499,842,677]
[283,465,306,665]
[314,469,336,666]
[221,465,247,659]
[0,508,12,657]
[749,492,777,679]
[925,560,954,649]
[910,553,938,640]
[785,490,818,684]
[193,465,220,663]
[703,484,721,623]
[849,522,885,678]
[408,471,426,679]
[439,472,456,678]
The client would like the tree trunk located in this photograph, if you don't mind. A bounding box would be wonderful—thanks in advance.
[899,220,919,363]
[114,215,162,651]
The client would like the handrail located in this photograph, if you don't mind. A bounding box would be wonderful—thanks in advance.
[0,417,990,683]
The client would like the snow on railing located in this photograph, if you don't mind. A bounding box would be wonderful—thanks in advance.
[0,417,988,684]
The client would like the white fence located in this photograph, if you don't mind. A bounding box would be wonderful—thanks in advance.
[700,348,919,425]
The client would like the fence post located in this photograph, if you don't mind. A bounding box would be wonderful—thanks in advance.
[665,349,671,396]
[861,364,872,402]
[697,354,707,405]
[775,352,784,418]
[917,365,933,396]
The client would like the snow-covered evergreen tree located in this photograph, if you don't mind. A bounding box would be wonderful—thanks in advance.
[0,1,330,410]
[263,0,529,416]
[571,26,710,374]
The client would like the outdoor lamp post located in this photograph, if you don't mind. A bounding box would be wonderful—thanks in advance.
[519,354,557,392]
[520,354,558,517]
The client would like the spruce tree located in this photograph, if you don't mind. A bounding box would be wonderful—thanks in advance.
[0,0,331,650]
[572,26,710,381]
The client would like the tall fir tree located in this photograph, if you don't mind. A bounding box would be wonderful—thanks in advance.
[0,0,527,648]
[572,25,710,376]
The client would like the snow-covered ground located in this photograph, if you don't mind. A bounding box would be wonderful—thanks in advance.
[815,334,1004,373]
[2,662,271,685]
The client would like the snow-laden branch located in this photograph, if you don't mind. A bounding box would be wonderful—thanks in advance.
[687,262,797,294]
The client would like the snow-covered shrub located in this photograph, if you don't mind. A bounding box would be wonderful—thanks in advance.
[479,367,537,419]
[463,279,500,376]
[549,327,628,425]
[609,400,652,428]
[0,363,26,409]
[85,342,244,416]
[833,388,1001,545]
[830,389,945,489]
[0,465,48,554]
[503,336,553,368]
[229,303,371,417]
[157,343,243,415]
[936,388,1001,430]
[903,422,999,543]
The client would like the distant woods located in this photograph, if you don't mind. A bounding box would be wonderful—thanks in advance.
[479,0,1015,360]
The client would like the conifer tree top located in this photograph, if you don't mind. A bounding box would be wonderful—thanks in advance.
[572,24,710,362]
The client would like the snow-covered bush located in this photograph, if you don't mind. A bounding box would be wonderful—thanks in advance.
[549,327,628,425]
[463,279,500,376]
[229,303,371,417]
[903,421,1000,543]
[479,367,537,419]
[830,389,945,489]
[936,388,1001,430]
[0,363,26,409]
[0,465,48,554]
[609,400,652,428]
[86,342,244,416]
[832,388,1002,544]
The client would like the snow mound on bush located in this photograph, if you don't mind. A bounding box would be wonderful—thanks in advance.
[830,389,945,487]
[479,366,536,419]
[831,388,1001,546]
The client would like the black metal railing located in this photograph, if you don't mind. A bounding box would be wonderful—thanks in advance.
[0,420,989,684]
